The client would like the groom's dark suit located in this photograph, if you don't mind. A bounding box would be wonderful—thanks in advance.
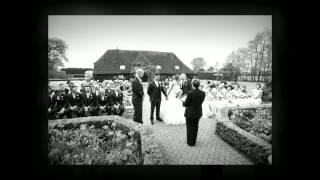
[180,79,193,96]
[183,88,205,146]
[147,80,167,122]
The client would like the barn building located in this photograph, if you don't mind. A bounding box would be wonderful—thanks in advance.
[93,49,196,82]
[60,68,93,79]
[196,71,223,80]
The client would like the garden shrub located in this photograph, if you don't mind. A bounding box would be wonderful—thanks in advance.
[48,116,164,165]
[216,105,272,164]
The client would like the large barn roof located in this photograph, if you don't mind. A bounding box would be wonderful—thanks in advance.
[93,49,195,74]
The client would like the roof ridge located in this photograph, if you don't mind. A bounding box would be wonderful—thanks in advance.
[108,49,173,54]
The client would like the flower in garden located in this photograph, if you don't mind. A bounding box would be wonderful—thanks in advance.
[80,124,87,131]
[90,125,95,129]
[102,125,108,130]
[128,131,134,137]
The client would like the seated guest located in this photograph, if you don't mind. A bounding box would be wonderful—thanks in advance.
[80,83,85,93]
[48,87,55,119]
[250,83,263,105]
[64,85,85,118]
[64,88,70,95]
[52,90,68,119]
[82,86,98,116]
[225,86,233,101]
[96,88,112,115]
[111,85,125,116]
[241,85,248,94]
[231,84,241,97]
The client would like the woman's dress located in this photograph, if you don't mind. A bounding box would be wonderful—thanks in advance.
[160,81,186,125]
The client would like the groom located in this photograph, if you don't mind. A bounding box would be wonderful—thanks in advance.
[180,73,193,97]
[182,79,205,146]
[147,73,168,125]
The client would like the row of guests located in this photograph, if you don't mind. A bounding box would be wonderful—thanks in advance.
[204,82,262,101]
[202,82,263,118]
[48,84,125,120]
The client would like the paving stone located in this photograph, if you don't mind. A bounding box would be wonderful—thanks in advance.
[137,85,254,165]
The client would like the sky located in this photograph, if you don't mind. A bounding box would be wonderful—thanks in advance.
[48,15,271,70]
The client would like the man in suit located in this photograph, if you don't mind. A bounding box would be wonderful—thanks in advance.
[182,79,206,146]
[111,85,125,116]
[82,86,98,116]
[96,88,112,115]
[131,68,145,124]
[51,90,68,119]
[48,87,55,120]
[104,84,114,115]
[147,73,168,125]
[64,85,85,118]
[180,73,193,97]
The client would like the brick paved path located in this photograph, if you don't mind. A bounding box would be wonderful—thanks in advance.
[136,83,253,165]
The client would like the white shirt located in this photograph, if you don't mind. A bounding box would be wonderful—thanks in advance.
[101,95,105,101]
[154,80,159,87]
[86,93,90,99]
[136,75,142,83]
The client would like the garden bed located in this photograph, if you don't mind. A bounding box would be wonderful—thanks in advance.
[215,105,272,164]
[48,116,164,165]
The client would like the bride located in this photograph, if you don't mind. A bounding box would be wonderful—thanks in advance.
[160,75,186,125]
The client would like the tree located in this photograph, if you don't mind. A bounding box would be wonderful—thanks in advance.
[220,63,241,82]
[207,66,215,71]
[48,37,68,71]
[223,27,272,82]
[191,57,206,71]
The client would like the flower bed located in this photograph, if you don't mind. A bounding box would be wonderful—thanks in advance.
[216,105,272,164]
[48,116,164,165]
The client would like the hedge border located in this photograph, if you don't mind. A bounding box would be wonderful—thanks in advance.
[49,116,164,165]
[215,105,272,164]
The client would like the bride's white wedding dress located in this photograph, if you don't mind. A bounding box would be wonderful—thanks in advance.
[160,81,186,125]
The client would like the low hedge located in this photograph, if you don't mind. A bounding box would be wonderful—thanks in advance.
[216,105,272,164]
[48,116,164,165]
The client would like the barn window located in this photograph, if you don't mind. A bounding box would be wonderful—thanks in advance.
[120,65,125,70]
[156,65,161,69]
[175,65,180,70]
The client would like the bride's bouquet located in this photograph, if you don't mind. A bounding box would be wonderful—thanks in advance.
[175,89,183,98]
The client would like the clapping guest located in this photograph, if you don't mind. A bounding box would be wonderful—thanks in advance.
[111,85,125,116]
[82,86,98,116]
[64,85,85,118]
[251,84,263,105]
[53,90,68,119]
[48,87,55,119]
[80,83,85,93]
[96,88,112,115]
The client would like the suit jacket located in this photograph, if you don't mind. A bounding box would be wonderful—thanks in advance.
[96,94,112,107]
[66,92,83,107]
[111,90,124,105]
[52,94,67,109]
[82,92,97,106]
[183,88,206,119]
[180,79,193,96]
[131,77,144,102]
[147,80,167,102]
[48,95,54,108]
